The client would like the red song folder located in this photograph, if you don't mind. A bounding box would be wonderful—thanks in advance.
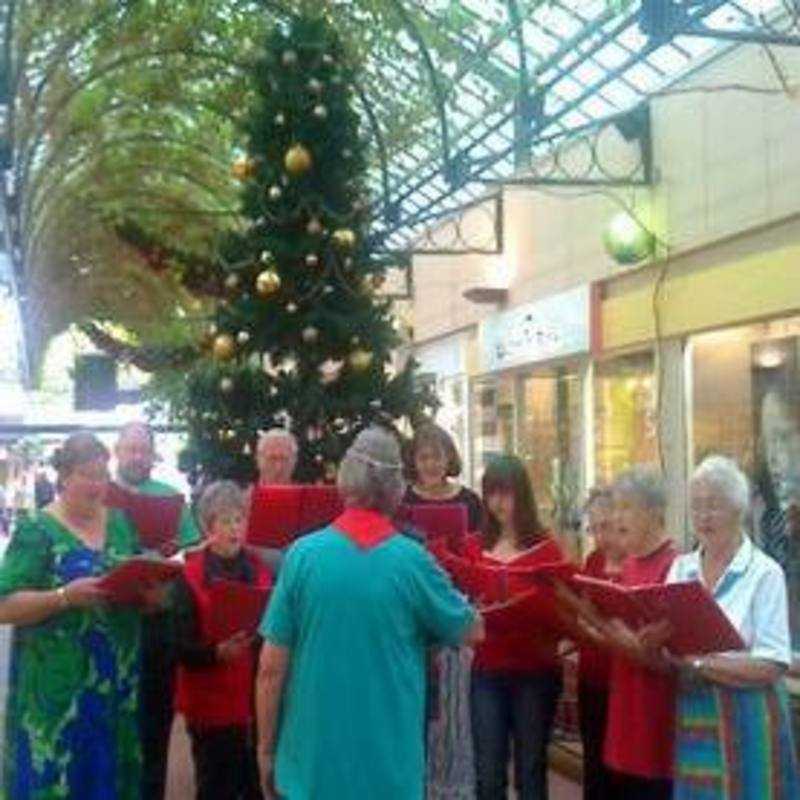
[571,575,746,656]
[99,557,183,604]
[105,483,184,555]
[396,503,468,552]
[246,485,344,548]
[206,580,272,643]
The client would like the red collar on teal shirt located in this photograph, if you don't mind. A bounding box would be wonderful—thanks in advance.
[332,508,397,550]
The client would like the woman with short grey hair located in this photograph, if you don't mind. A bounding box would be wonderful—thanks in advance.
[602,464,679,800]
[255,426,483,800]
[337,426,405,514]
[667,455,798,798]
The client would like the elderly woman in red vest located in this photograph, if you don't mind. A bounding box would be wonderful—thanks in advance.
[174,481,273,800]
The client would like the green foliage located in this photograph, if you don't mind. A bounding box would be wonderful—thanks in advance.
[170,12,436,484]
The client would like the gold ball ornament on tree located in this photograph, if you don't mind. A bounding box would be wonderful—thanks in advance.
[224,273,240,291]
[268,185,282,201]
[220,377,235,393]
[284,144,313,176]
[236,330,251,346]
[255,269,281,297]
[332,228,357,250]
[213,334,236,361]
[349,348,374,371]
[231,155,257,181]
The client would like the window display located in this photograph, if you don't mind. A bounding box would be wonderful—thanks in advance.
[470,364,584,531]
[691,317,800,649]
[594,352,657,485]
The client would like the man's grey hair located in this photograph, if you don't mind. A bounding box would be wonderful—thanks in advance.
[337,427,405,515]
[691,455,750,520]
[197,480,247,532]
[257,428,298,454]
[613,465,666,511]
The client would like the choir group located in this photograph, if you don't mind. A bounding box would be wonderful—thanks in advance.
[0,419,797,800]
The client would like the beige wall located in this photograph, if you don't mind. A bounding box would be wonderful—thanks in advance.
[411,42,800,348]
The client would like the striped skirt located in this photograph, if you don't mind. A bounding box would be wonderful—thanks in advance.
[675,680,799,799]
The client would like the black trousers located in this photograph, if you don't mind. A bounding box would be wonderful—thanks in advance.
[609,772,672,800]
[140,621,175,800]
[188,724,263,800]
[471,670,562,800]
[577,680,613,800]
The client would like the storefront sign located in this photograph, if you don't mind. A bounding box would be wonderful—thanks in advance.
[479,285,590,372]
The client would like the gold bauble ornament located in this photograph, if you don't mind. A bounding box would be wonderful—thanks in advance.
[284,144,313,176]
[220,377,234,393]
[332,228,357,250]
[224,273,240,291]
[231,155,257,181]
[212,334,236,361]
[349,348,373,371]
[255,269,281,297]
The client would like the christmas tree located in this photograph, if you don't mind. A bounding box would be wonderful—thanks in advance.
[171,13,433,484]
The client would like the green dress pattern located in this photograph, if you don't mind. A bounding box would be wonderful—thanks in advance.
[0,510,142,800]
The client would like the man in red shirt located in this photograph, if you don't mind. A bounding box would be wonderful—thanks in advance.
[602,467,678,800]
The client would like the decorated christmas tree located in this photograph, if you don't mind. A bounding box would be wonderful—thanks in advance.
[169,13,433,484]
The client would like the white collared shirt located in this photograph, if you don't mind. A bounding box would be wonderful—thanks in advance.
[667,535,791,665]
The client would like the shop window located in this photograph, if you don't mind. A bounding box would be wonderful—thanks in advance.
[470,365,585,534]
[691,317,800,648]
[594,352,657,484]
[470,376,516,485]
[518,367,583,531]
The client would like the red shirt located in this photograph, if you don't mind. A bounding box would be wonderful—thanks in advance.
[577,550,621,687]
[473,536,564,674]
[604,539,678,779]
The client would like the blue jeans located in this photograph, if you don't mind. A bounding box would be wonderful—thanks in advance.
[471,671,562,800]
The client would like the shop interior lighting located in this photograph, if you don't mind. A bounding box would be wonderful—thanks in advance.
[754,345,787,369]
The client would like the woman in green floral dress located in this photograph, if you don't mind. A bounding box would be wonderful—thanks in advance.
[0,432,145,800]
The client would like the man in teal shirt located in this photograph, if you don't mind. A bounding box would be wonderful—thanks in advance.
[115,421,200,800]
[255,427,482,800]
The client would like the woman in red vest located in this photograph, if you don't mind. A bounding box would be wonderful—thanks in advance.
[471,455,564,800]
[174,481,272,800]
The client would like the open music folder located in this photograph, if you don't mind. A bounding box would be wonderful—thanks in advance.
[246,485,344,548]
[99,557,183,604]
[571,575,746,656]
[105,482,184,555]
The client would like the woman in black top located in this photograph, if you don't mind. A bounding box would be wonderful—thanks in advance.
[403,422,483,531]
[403,422,484,799]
